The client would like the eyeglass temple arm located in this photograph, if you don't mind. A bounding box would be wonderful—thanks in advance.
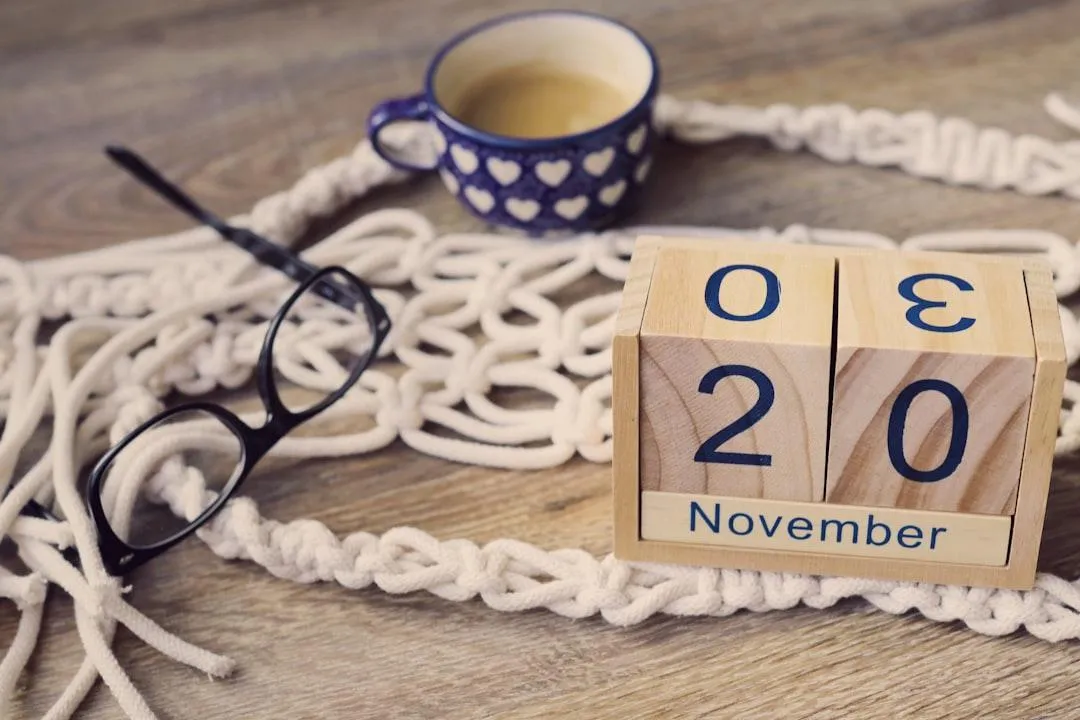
[103,145,360,299]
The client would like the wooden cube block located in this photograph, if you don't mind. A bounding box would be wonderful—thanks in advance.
[613,234,1065,590]
[826,255,1034,514]
[639,245,834,501]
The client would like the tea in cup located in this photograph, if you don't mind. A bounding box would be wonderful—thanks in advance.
[367,11,659,234]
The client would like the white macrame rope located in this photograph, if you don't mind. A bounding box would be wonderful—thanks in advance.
[3,92,1080,719]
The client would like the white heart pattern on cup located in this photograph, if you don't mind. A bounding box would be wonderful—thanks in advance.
[626,124,647,155]
[464,185,494,213]
[535,159,572,187]
[439,168,460,195]
[486,157,521,186]
[634,156,653,184]
[432,130,448,156]
[554,196,588,220]
[450,144,479,174]
[582,147,615,176]
[598,179,627,207]
[505,197,540,222]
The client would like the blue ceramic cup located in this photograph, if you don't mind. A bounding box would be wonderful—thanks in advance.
[367,11,660,234]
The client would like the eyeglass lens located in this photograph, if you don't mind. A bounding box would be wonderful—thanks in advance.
[269,269,379,414]
[95,408,244,549]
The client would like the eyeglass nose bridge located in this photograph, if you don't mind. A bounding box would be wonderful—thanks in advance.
[244,410,299,461]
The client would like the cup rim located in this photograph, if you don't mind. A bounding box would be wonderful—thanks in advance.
[423,9,660,150]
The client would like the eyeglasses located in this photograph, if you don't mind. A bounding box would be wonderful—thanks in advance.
[45,146,390,577]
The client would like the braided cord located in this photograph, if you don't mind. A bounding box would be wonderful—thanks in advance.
[3,92,1080,719]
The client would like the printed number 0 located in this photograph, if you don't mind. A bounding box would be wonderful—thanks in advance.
[898,273,976,333]
[693,365,775,466]
[705,264,781,322]
[887,379,969,482]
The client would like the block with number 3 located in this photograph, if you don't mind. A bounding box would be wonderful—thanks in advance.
[825,255,1035,515]
[639,245,835,502]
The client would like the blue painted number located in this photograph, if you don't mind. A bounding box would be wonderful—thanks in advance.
[705,264,781,322]
[887,379,969,482]
[694,365,775,466]
[898,273,976,333]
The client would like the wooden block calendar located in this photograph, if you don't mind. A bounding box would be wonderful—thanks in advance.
[612,235,1066,589]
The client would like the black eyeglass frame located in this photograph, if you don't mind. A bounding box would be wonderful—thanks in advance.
[87,265,389,576]
[72,146,391,576]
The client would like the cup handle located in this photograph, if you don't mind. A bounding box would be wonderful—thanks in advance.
[366,94,437,172]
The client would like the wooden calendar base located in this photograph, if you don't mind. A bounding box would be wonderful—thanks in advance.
[611,235,1066,590]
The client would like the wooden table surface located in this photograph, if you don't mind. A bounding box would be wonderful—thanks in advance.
[5,1,1080,718]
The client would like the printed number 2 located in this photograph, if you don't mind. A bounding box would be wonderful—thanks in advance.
[696,265,778,465]
[898,273,976,333]
[693,365,775,466]
[887,379,969,482]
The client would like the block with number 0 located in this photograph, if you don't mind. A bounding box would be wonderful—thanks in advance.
[613,235,1065,590]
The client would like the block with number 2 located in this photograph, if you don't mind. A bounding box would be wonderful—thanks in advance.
[612,235,1065,590]
[639,246,834,502]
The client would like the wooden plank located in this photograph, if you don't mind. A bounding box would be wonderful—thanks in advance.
[641,491,1011,566]
[613,236,661,335]
[10,4,1080,716]
[612,333,642,558]
[611,236,659,557]
[1003,266,1068,584]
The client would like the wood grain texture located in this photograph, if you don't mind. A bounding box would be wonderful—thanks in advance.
[619,249,1064,589]
[827,255,1036,514]
[639,246,834,501]
[641,490,1011,565]
[6,1,1080,718]
[612,333,643,559]
[640,246,836,347]
[640,336,832,498]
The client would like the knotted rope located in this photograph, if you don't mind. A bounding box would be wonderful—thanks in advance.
[3,92,1080,719]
